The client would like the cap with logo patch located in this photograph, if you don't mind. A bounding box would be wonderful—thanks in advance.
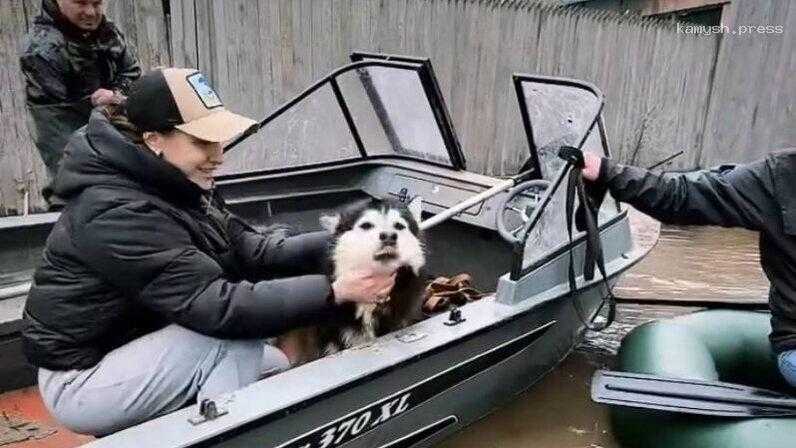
[126,68,257,143]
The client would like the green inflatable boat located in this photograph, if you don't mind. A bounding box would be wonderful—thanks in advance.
[611,310,796,448]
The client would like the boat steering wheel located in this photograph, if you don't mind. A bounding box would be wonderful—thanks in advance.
[496,179,551,244]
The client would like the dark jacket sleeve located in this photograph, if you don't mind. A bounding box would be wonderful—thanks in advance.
[19,49,70,104]
[226,214,330,279]
[597,157,773,231]
[74,201,338,338]
[108,26,141,93]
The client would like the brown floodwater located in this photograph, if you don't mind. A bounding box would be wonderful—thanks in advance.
[615,225,769,302]
[442,224,769,448]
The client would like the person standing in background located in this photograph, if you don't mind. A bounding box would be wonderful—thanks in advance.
[19,0,141,192]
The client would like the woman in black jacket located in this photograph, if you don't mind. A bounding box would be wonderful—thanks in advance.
[24,68,395,435]
[582,150,796,388]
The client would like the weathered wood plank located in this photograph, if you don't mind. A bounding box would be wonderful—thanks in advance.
[169,0,199,67]
[700,0,795,165]
[0,0,46,216]
[106,0,170,69]
[194,0,214,79]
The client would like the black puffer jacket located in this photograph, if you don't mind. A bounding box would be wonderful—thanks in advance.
[597,149,796,353]
[23,110,338,370]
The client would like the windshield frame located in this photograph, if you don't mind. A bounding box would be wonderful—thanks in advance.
[349,52,466,170]
[221,58,466,178]
[509,74,622,280]
[513,74,607,178]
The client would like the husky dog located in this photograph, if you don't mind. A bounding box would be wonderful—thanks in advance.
[280,197,426,364]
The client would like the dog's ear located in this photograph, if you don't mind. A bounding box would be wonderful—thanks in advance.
[407,196,423,223]
[320,214,340,233]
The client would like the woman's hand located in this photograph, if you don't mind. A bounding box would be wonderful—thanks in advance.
[583,152,603,182]
[332,270,397,305]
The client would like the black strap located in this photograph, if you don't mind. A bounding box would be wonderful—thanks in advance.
[559,146,616,332]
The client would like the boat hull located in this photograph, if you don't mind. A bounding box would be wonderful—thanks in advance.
[195,287,604,448]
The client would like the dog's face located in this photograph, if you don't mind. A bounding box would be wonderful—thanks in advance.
[322,197,425,275]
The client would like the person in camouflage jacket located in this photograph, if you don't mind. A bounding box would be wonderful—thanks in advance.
[20,0,141,178]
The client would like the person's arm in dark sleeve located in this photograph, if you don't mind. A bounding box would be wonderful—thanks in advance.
[226,214,331,279]
[596,157,771,231]
[108,29,141,94]
[19,50,70,104]
[74,202,338,338]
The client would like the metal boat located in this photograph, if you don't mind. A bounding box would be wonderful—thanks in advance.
[0,52,654,448]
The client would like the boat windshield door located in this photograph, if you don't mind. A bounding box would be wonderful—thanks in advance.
[513,75,621,275]
[219,55,464,176]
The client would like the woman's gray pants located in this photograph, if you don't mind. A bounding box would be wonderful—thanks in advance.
[37,324,289,435]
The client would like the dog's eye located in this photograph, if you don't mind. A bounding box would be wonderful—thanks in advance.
[359,222,374,230]
[394,222,406,231]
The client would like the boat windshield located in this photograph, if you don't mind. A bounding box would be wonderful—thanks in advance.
[219,59,464,176]
[514,76,621,271]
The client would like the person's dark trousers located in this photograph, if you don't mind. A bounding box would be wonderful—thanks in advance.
[27,99,93,178]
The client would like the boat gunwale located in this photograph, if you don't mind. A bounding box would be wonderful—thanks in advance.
[0,212,60,229]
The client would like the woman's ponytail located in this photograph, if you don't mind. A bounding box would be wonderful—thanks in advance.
[102,102,145,145]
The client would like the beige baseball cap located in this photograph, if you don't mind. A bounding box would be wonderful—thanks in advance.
[126,68,257,143]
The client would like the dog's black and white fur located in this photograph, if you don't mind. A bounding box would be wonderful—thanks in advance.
[318,196,426,355]
[279,197,426,364]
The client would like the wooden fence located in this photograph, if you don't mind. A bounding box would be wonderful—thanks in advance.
[168,0,720,175]
[0,0,793,215]
[699,0,796,164]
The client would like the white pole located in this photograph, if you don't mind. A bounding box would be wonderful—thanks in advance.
[419,178,516,230]
[0,282,31,300]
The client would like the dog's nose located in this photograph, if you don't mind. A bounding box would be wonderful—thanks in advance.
[379,232,398,244]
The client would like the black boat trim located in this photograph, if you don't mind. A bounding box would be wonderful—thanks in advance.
[596,116,621,214]
[191,321,555,447]
[378,416,458,448]
[512,76,542,180]
[329,77,367,158]
[355,61,405,158]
